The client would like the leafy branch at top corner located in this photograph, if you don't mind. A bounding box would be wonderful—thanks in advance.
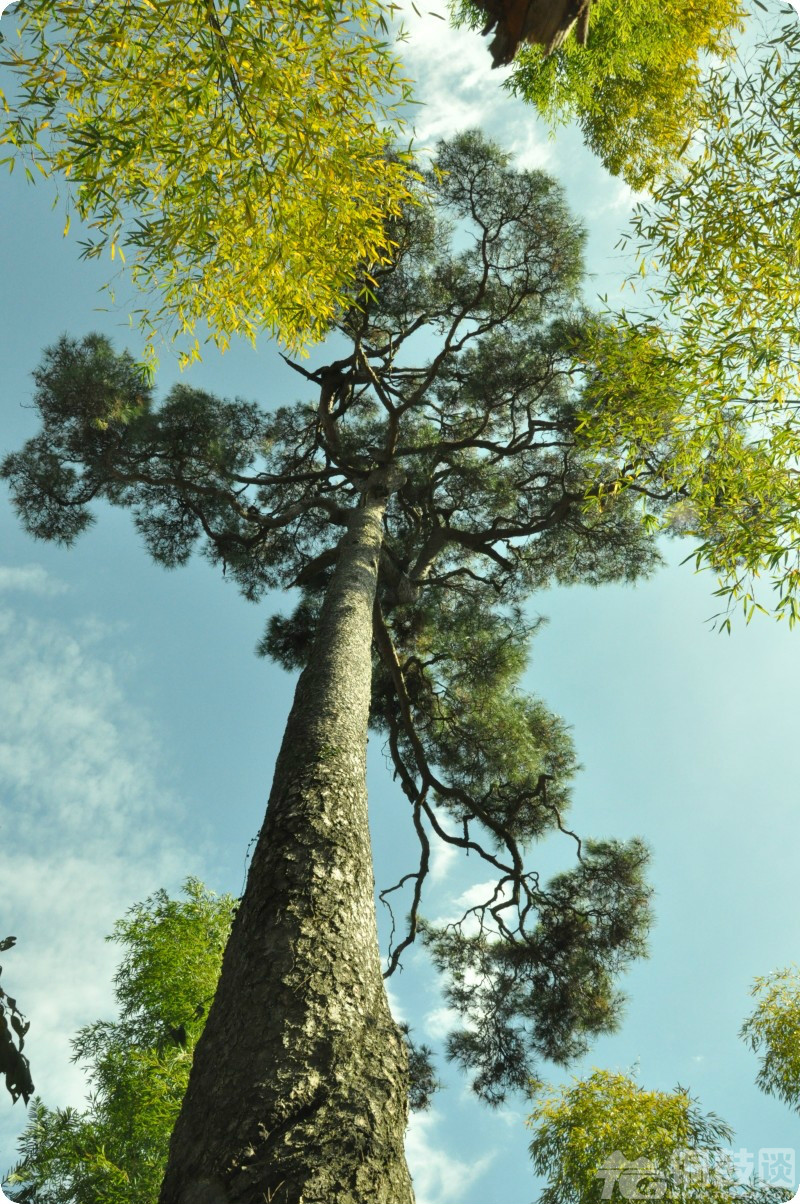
[0,0,419,366]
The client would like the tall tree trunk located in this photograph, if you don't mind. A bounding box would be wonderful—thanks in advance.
[160,476,415,1204]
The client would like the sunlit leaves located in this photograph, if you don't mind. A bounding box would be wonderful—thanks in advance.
[528,1070,743,1204]
[452,0,744,187]
[0,0,417,365]
[741,965,800,1113]
[626,16,800,391]
[600,16,800,623]
[571,315,800,628]
[449,6,800,636]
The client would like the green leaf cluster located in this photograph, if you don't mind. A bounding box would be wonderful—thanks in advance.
[422,843,651,1106]
[372,599,579,845]
[4,880,236,1204]
[627,16,800,386]
[0,0,417,365]
[571,316,800,607]
[604,17,800,625]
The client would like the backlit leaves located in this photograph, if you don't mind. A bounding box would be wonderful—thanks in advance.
[741,965,800,1113]
[627,16,800,391]
[452,0,745,187]
[0,0,417,365]
[527,1070,749,1204]
[606,14,800,623]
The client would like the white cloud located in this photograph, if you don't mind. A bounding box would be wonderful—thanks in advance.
[387,983,408,1025]
[407,1109,495,1204]
[0,565,67,597]
[424,1004,461,1041]
[396,0,552,166]
[495,1105,525,1128]
[430,877,513,932]
[455,879,506,910]
[0,587,198,1149]
[596,178,650,215]
[429,836,458,885]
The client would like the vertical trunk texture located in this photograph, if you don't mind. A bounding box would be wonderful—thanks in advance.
[160,485,415,1204]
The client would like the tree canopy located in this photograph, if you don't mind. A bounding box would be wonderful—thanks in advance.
[452,0,745,187]
[601,12,800,626]
[4,879,236,1204]
[528,1069,782,1204]
[626,10,800,382]
[0,0,415,365]
[3,133,663,1146]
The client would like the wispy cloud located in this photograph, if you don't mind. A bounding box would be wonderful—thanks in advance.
[423,1004,462,1041]
[0,565,68,597]
[596,179,650,215]
[407,1109,495,1204]
[429,877,513,932]
[0,569,198,1158]
[429,836,458,885]
[396,0,552,167]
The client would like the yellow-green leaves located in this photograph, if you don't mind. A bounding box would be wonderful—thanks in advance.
[528,1070,735,1204]
[741,965,800,1112]
[627,18,800,396]
[572,312,800,627]
[0,0,417,366]
[454,0,745,188]
[609,18,800,624]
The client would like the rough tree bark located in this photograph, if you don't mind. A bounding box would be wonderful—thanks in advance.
[475,0,592,66]
[159,469,414,1204]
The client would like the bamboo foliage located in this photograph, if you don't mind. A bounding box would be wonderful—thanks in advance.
[0,0,416,365]
[452,0,745,187]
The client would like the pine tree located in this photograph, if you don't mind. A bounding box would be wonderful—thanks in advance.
[3,132,662,1203]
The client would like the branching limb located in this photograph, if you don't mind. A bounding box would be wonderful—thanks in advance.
[380,800,430,979]
[372,601,524,879]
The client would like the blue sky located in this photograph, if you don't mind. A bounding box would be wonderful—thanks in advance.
[2,4,800,1202]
